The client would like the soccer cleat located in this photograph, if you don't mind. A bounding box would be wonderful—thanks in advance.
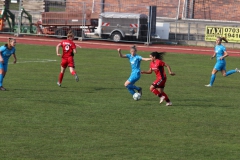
[166,102,172,106]
[138,87,142,96]
[74,74,79,82]
[205,84,212,87]
[0,86,6,91]
[57,82,61,87]
[159,96,165,104]
[235,68,240,73]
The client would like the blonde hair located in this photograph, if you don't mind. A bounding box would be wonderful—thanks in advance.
[67,30,74,39]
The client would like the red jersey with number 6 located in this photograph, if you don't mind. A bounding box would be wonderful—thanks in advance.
[60,39,76,59]
[150,59,166,80]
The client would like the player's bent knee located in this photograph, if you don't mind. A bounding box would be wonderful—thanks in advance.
[124,81,131,87]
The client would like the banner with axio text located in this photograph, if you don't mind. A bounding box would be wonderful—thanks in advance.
[205,26,240,43]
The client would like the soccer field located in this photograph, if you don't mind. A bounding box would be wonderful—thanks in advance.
[1,44,240,159]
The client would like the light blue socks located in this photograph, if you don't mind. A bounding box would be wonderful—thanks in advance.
[0,74,3,86]
[210,70,237,86]
[126,84,140,95]
[210,74,216,86]
[226,70,237,76]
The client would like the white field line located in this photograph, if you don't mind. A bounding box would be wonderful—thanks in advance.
[9,59,57,64]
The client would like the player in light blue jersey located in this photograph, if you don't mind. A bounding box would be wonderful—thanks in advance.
[0,38,17,90]
[117,45,151,96]
[205,37,240,87]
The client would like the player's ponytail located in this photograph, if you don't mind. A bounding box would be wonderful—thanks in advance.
[131,45,137,52]
[221,37,228,43]
[217,36,228,43]
[150,51,165,60]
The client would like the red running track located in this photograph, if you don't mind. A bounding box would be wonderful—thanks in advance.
[0,34,240,57]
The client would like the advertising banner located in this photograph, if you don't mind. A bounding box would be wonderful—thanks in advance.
[205,26,240,43]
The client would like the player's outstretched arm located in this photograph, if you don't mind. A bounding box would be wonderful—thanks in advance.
[141,68,152,74]
[117,48,127,58]
[142,57,152,61]
[165,63,175,76]
[76,44,81,49]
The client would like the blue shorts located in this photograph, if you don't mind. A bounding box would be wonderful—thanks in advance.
[214,62,226,71]
[128,72,140,84]
[0,62,8,72]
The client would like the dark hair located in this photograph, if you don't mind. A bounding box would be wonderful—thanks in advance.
[5,37,15,49]
[150,51,165,60]
[217,36,228,43]
[130,45,137,52]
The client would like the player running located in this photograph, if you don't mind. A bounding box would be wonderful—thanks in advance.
[117,45,151,97]
[205,37,240,87]
[0,38,17,91]
[141,52,175,106]
[56,30,79,87]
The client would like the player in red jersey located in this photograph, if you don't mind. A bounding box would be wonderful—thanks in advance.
[56,31,79,87]
[141,52,175,106]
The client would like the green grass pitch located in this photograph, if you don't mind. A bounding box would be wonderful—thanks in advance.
[1,43,240,160]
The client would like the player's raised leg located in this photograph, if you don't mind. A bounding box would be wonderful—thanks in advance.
[69,62,79,82]
[71,70,79,82]
[225,69,237,76]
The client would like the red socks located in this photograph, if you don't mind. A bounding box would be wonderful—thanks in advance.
[58,73,64,83]
[161,92,170,102]
[151,88,162,96]
[151,88,170,102]
[71,71,76,75]
[58,71,77,84]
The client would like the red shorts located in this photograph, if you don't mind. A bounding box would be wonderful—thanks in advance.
[152,78,166,88]
[61,56,75,68]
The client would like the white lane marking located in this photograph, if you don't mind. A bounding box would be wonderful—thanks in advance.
[9,59,57,64]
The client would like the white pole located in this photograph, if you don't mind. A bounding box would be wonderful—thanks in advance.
[182,0,186,19]
[176,0,181,19]
[92,0,95,13]
[17,0,22,36]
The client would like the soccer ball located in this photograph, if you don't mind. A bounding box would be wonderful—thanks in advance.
[133,93,141,101]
